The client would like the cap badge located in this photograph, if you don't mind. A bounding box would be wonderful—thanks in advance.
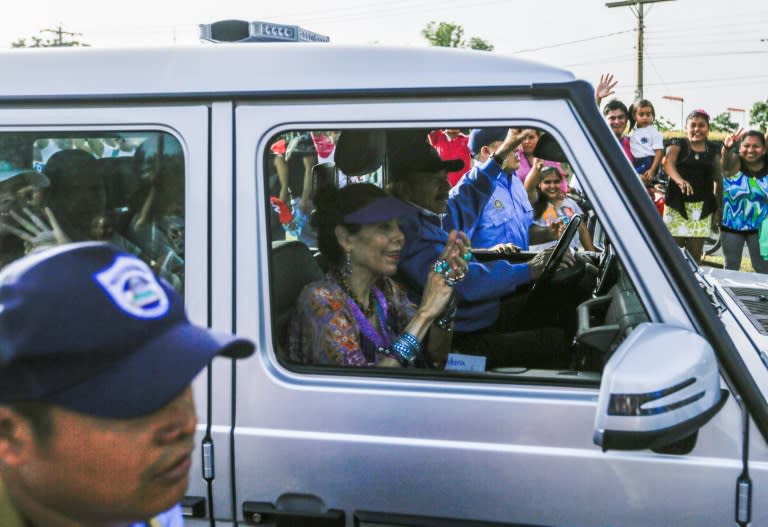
[95,256,170,319]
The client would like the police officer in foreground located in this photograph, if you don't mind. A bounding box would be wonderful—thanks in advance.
[0,242,254,527]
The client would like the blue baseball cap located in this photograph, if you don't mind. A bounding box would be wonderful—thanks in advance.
[0,242,254,418]
[468,128,508,157]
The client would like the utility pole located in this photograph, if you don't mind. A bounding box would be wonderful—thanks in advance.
[606,0,676,101]
[41,23,84,47]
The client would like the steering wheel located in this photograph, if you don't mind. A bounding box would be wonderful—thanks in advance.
[531,214,582,291]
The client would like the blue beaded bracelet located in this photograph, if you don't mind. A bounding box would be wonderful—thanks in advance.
[391,331,420,366]
[392,340,416,365]
[401,331,420,351]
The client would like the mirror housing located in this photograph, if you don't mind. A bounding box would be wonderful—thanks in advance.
[594,323,728,451]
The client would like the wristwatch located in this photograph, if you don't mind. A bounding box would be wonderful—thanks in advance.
[490,150,505,166]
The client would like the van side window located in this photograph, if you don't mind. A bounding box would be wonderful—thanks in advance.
[266,127,648,384]
[0,132,185,294]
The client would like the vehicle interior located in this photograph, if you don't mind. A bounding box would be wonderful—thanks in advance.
[0,131,185,293]
[267,127,651,384]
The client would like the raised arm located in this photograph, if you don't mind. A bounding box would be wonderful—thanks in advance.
[721,129,745,177]
[595,73,618,107]
[523,157,544,204]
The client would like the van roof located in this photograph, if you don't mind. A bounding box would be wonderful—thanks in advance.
[0,43,576,101]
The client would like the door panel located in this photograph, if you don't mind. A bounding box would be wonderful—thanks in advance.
[229,97,743,526]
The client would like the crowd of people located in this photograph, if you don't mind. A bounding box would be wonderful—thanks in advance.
[276,74,768,373]
[595,73,768,269]
[0,133,186,292]
[283,126,580,372]
[3,71,767,527]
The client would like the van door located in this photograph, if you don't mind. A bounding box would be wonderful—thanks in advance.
[228,95,746,527]
[0,104,220,518]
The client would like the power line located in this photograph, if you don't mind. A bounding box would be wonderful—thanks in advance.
[510,29,635,54]
[605,0,677,100]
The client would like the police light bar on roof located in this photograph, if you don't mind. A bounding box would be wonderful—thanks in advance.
[199,19,330,43]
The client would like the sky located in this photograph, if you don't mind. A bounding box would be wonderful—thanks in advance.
[2,0,767,129]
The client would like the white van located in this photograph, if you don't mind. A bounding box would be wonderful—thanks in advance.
[1,42,766,527]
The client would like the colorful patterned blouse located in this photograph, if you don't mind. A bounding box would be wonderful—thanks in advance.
[722,163,768,232]
[288,273,415,366]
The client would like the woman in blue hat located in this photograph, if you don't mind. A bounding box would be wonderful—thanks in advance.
[288,183,469,368]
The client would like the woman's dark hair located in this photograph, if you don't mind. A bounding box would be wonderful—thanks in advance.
[627,99,656,131]
[741,130,767,148]
[686,109,710,124]
[8,401,54,447]
[532,166,563,219]
[311,183,387,267]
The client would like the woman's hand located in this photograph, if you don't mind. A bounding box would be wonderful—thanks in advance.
[673,176,694,196]
[376,356,403,368]
[547,218,565,241]
[3,207,71,253]
[418,230,469,320]
[723,129,745,150]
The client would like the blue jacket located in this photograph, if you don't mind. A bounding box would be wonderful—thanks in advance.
[445,158,533,250]
[397,203,531,333]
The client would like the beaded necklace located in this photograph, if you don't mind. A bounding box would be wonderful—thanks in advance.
[335,270,376,316]
[334,271,391,351]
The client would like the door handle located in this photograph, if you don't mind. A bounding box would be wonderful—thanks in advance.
[242,501,344,526]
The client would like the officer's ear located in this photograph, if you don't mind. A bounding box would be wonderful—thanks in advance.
[0,406,38,467]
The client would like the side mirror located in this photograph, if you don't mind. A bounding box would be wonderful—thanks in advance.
[593,323,728,451]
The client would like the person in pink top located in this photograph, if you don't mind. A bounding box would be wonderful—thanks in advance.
[515,129,567,193]
[428,129,472,187]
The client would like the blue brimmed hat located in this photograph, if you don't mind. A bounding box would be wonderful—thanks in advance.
[343,195,415,224]
[0,242,254,418]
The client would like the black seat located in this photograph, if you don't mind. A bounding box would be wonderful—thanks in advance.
[271,240,324,356]
[311,161,336,197]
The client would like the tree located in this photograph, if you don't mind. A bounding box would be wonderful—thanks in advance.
[421,21,494,52]
[710,112,739,134]
[654,116,675,133]
[11,25,89,48]
[750,99,768,132]
[466,37,494,52]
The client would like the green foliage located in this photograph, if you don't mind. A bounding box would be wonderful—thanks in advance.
[421,21,494,52]
[710,112,739,133]
[466,37,494,52]
[654,115,675,132]
[421,21,463,48]
[10,27,89,48]
[750,100,768,132]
